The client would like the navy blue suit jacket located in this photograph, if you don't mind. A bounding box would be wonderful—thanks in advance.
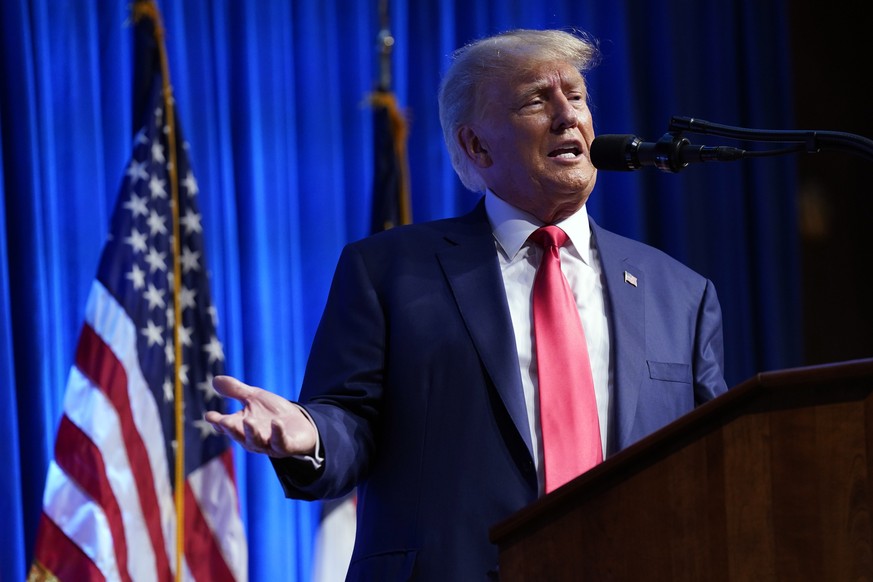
[274,200,727,580]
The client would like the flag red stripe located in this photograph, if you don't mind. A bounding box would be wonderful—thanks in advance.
[75,323,174,582]
[184,482,235,582]
[32,512,106,582]
[54,415,133,582]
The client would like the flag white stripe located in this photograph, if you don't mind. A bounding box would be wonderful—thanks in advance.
[63,366,159,582]
[312,496,356,582]
[42,462,120,581]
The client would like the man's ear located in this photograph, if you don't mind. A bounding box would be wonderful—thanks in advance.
[457,126,492,168]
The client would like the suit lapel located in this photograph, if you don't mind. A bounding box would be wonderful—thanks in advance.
[436,204,534,459]
[591,221,646,454]
[433,209,655,461]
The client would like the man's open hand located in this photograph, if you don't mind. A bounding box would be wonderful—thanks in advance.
[204,375,317,458]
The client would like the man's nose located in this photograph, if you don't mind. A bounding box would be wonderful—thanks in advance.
[551,96,579,132]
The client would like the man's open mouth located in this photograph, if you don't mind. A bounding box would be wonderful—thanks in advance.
[548,145,582,158]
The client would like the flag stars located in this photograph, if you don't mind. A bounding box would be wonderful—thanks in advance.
[126,264,146,290]
[124,229,148,254]
[203,336,224,365]
[123,194,149,218]
[180,210,202,235]
[143,283,166,310]
[141,320,165,347]
[178,363,190,386]
[148,175,168,199]
[126,160,149,184]
[147,210,168,236]
[144,247,168,273]
[180,287,197,312]
[193,418,217,439]
[178,325,193,348]
[163,376,188,406]
[182,171,198,196]
[180,247,201,273]
[151,141,165,164]
[197,373,220,401]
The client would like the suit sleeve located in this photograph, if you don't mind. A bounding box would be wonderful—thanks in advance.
[272,243,386,501]
[693,278,729,405]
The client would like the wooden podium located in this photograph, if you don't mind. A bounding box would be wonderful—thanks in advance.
[490,359,873,580]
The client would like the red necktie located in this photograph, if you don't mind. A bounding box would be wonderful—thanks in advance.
[530,225,602,493]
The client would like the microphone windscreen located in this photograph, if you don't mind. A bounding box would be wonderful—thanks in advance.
[590,134,637,171]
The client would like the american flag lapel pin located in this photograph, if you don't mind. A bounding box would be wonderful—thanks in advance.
[624,270,638,287]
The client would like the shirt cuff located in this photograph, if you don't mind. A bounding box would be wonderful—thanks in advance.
[290,403,324,470]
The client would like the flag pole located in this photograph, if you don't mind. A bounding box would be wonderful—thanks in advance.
[131,3,186,581]
[377,0,393,93]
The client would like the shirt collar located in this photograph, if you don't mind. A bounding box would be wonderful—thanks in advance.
[485,189,593,264]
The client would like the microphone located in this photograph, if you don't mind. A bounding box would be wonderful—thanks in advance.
[590,133,746,173]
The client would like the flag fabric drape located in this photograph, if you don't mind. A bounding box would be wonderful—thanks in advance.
[26,6,247,581]
[368,90,412,233]
[310,493,357,582]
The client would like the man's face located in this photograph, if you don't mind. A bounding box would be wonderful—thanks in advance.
[463,60,597,223]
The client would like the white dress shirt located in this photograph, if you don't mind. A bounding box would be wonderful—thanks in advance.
[485,190,613,493]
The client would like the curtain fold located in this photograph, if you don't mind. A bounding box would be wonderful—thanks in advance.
[1,1,800,580]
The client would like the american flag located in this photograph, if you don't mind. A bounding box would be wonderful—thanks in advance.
[28,74,247,581]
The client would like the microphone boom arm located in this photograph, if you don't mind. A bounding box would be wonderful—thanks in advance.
[669,116,873,161]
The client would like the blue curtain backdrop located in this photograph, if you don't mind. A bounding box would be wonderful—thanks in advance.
[2,1,800,580]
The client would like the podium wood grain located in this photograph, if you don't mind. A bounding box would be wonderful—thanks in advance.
[490,359,873,580]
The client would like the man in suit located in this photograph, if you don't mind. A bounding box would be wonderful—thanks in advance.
[206,29,728,580]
